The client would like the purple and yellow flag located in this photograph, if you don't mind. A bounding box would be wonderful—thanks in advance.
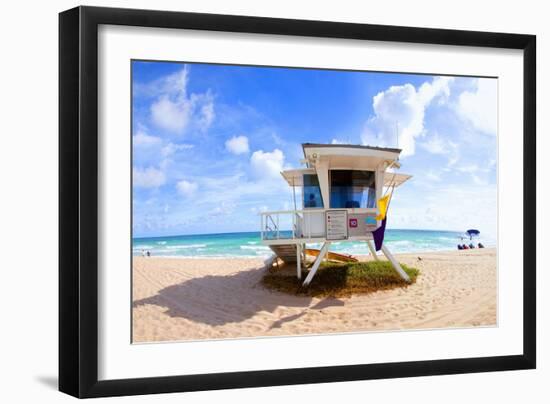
[373,216,387,251]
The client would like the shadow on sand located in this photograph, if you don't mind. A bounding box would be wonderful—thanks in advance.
[133,266,345,327]
[268,298,345,330]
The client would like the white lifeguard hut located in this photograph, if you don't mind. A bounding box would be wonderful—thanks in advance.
[260,143,412,286]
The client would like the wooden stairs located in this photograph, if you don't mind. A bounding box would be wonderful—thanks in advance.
[268,244,298,263]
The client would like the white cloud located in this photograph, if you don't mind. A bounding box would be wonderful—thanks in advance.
[391,184,497,240]
[457,78,497,135]
[159,157,172,171]
[161,142,194,157]
[418,76,452,104]
[209,201,236,217]
[250,205,269,213]
[135,67,189,98]
[331,138,351,145]
[198,99,215,131]
[133,167,166,188]
[421,134,461,169]
[271,133,284,145]
[361,77,454,157]
[225,135,250,155]
[446,141,460,167]
[250,149,285,179]
[176,180,198,197]
[471,174,487,186]
[149,67,215,134]
[425,170,442,182]
[133,131,161,147]
[456,164,492,185]
[419,133,447,155]
[151,96,193,133]
[457,164,480,174]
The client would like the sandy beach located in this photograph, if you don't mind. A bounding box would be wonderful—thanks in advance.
[132,248,497,343]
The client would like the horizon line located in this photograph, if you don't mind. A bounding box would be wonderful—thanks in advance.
[133,227,470,240]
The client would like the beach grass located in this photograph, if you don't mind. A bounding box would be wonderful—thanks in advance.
[262,261,419,297]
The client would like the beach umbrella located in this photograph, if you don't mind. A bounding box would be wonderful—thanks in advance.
[466,229,480,240]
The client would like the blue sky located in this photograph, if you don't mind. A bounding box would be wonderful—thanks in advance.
[132,60,497,239]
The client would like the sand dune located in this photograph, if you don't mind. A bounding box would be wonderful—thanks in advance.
[132,249,497,343]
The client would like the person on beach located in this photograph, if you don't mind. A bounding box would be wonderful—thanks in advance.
[146,251,151,257]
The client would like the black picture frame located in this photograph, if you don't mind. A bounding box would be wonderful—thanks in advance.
[59,5,536,398]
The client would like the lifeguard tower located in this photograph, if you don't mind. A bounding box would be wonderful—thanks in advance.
[260,143,412,286]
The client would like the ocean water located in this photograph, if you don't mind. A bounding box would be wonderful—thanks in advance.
[133,229,494,258]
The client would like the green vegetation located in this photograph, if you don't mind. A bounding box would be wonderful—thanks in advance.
[262,261,419,298]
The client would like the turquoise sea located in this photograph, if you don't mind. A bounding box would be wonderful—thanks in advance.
[133,229,494,258]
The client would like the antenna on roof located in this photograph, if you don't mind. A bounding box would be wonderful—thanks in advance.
[395,120,399,149]
[395,120,400,162]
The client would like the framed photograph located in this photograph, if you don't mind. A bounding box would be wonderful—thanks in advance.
[59,6,536,398]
